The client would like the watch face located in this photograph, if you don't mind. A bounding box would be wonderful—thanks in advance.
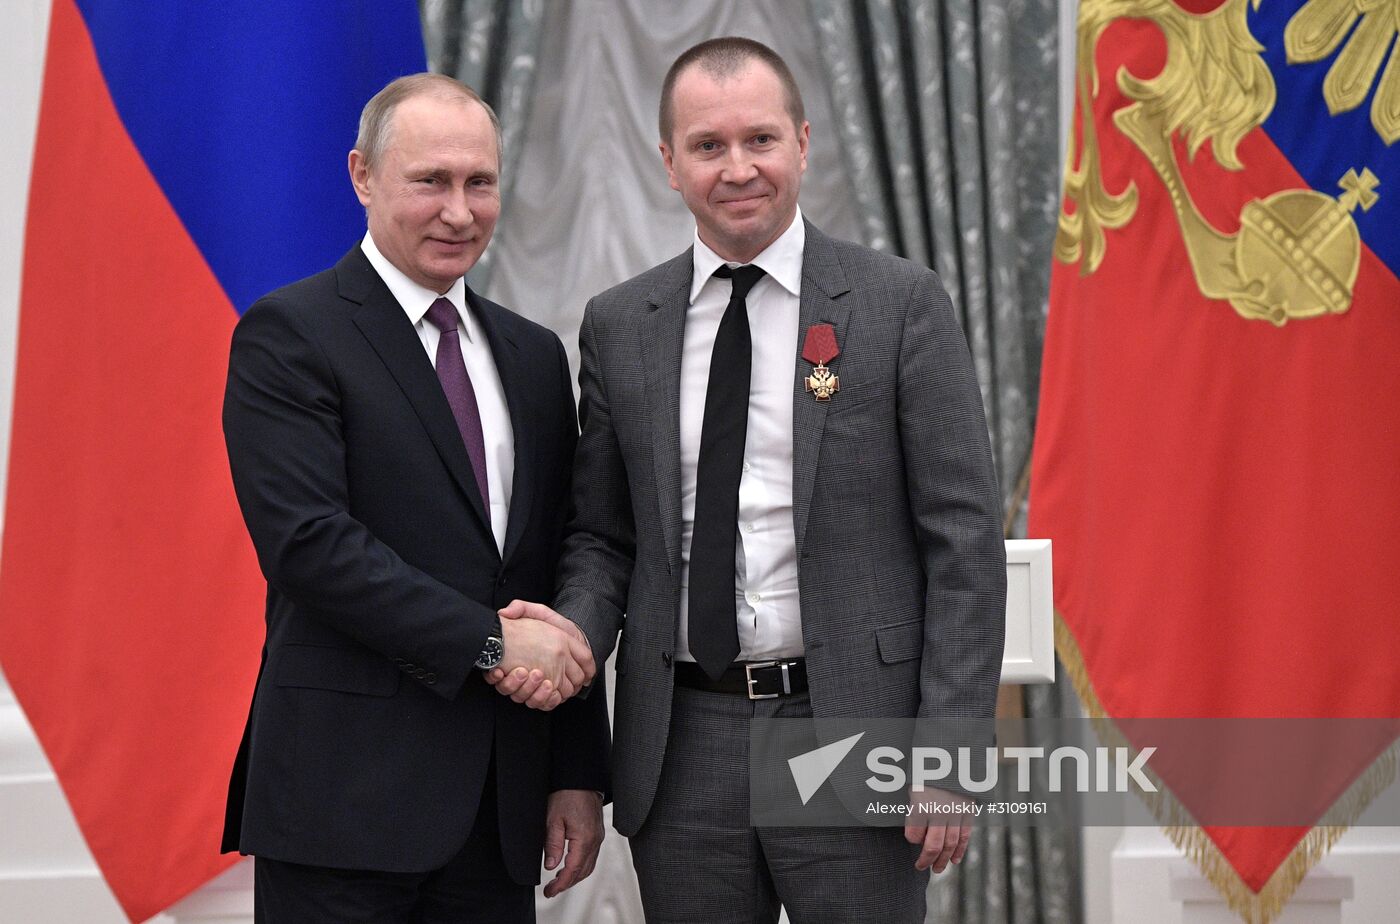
[476,636,504,670]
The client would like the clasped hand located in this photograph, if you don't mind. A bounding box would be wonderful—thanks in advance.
[487,600,595,710]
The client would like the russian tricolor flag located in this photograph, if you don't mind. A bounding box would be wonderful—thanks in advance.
[0,3,424,919]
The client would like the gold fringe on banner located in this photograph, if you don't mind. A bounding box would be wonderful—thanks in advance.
[1002,455,1033,538]
[1054,614,1398,924]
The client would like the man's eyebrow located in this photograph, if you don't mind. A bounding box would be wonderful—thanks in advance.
[402,164,498,182]
[684,122,785,144]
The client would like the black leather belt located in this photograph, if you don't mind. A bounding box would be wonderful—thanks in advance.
[674,658,808,699]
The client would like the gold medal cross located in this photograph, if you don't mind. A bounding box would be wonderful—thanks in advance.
[805,363,840,401]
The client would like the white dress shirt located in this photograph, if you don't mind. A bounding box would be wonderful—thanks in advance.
[675,210,806,662]
[361,233,514,554]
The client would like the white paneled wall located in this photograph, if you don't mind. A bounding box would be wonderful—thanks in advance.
[0,671,133,921]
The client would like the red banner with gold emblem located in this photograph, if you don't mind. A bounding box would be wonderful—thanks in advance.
[1030,0,1400,919]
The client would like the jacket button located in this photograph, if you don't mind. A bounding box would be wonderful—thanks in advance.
[425,673,437,684]
[662,652,673,667]
[393,657,406,665]
[402,662,415,672]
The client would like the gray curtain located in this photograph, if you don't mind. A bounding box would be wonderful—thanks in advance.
[452,0,867,367]
[420,0,548,289]
[808,2,1081,923]
[810,0,1058,525]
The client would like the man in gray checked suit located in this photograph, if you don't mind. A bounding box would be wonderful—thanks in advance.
[492,37,1006,923]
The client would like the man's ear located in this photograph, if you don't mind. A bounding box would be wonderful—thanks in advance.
[797,121,810,174]
[348,149,372,207]
[659,141,680,192]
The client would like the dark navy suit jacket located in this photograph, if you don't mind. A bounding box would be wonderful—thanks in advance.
[221,245,609,883]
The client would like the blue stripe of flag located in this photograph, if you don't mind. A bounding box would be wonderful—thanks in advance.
[74,0,425,313]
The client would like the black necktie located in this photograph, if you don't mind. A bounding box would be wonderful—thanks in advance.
[689,263,766,681]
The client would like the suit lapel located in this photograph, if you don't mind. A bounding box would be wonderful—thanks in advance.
[339,249,494,543]
[792,223,852,555]
[642,251,694,570]
[469,289,534,565]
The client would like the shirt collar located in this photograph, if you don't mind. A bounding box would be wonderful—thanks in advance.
[361,232,475,342]
[689,206,805,305]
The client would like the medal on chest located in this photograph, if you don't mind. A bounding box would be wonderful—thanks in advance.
[802,323,841,402]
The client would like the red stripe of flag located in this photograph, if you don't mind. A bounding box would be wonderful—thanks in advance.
[0,1,263,919]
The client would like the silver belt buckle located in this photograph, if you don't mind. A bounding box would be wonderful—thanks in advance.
[745,660,790,700]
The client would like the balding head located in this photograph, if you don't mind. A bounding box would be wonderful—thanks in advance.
[355,72,501,170]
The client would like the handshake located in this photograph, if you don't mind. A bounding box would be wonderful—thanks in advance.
[485,600,595,711]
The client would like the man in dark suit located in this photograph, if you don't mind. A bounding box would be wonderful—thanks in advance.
[492,38,1006,924]
[221,73,609,923]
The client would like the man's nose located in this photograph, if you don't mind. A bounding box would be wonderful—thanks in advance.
[440,187,475,228]
[721,150,759,184]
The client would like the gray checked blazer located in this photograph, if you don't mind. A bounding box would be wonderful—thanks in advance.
[554,220,1006,835]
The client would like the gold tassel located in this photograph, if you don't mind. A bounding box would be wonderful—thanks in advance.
[1055,613,1397,924]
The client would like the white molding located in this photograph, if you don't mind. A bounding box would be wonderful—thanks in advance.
[1112,826,1400,923]
[162,860,253,923]
[1170,861,1353,906]
[1057,0,1078,177]
[0,871,129,924]
[0,0,51,531]
[1,682,129,920]
[1,697,49,776]
[1002,539,1055,683]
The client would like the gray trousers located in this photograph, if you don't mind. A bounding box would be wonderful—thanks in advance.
[628,685,928,924]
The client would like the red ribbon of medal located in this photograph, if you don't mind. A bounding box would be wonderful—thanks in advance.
[802,323,840,401]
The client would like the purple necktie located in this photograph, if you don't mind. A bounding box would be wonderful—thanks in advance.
[425,297,489,508]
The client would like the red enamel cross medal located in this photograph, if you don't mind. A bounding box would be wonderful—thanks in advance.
[802,323,840,401]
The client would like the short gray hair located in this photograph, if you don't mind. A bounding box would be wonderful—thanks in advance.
[355,73,501,169]
[659,37,805,144]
